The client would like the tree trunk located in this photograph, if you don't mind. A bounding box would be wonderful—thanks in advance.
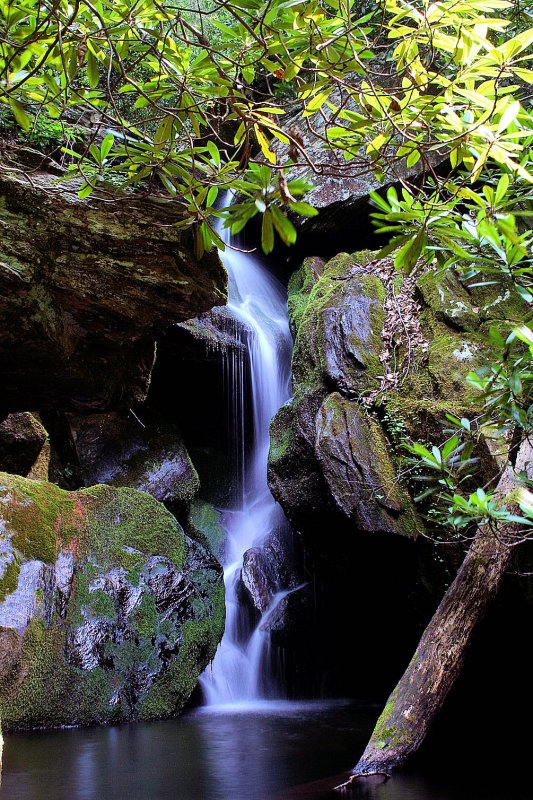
[341,439,532,784]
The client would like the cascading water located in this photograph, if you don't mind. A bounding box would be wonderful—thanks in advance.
[200,195,294,705]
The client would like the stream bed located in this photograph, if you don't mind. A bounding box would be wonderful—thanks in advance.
[1,700,529,800]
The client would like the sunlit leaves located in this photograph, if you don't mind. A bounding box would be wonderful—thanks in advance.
[0,0,532,252]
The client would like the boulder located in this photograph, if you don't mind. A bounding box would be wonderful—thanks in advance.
[290,252,386,397]
[0,413,50,480]
[0,153,227,414]
[268,251,417,536]
[240,523,301,614]
[0,472,224,730]
[315,394,416,536]
[64,411,199,512]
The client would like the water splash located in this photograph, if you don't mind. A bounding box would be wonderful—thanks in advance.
[201,195,294,705]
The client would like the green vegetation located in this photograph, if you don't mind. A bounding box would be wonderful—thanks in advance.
[0,0,531,257]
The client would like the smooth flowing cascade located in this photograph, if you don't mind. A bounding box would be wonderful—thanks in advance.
[201,196,294,705]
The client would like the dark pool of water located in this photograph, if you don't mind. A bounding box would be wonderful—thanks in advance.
[1,700,529,800]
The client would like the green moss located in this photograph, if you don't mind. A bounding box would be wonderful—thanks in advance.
[87,588,116,620]
[0,559,20,602]
[139,581,225,720]
[427,329,489,400]
[132,594,158,638]
[287,256,324,334]
[0,473,74,564]
[0,618,112,729]
[417,268,479,331]
[81,485,186,570]
[268,424,294,464]
[370,688,415,751]
[187,500,225,559]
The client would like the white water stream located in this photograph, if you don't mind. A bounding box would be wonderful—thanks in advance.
[200,197,294,705]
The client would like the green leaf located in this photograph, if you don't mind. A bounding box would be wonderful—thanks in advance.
[207,140,221,166]
[154,116,173,145]
[100,133,114,161]
[289,201,318,217]
[271,205,297,245]
[86,50,99,89]
[78,182,94,199]
[9,99,32,131]
[261,210,275,254]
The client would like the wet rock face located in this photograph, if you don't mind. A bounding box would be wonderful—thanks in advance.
[315,394,415,536]
[0,473,224,730]
[64,411,199,512]
[240,523,304,624]
[0,158,227,414]
[241,548,274,613]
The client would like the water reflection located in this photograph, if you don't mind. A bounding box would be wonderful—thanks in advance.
[1,701,530,800]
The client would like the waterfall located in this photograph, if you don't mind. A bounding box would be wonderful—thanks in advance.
[200,195,294,705]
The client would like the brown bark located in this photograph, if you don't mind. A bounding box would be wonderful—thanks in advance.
[340,438,533,785]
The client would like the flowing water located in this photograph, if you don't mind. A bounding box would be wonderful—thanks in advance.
[200,199,294,704]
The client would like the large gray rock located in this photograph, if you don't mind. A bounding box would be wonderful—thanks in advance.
[0,472,224,730]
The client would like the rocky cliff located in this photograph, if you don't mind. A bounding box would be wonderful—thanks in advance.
[0,149,227,414]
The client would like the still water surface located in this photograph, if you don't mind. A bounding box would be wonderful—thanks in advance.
[1,700,528,800]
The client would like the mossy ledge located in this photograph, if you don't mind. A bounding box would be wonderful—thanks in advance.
[0,472,224,731]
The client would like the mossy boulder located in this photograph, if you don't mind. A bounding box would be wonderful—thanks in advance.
[269,250,418,536]
[315,394,417,536]
[0,472,224,730]
[291,252,386,397]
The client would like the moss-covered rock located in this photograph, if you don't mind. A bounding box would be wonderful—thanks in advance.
[269,250,418,536]
[315,394,418,537]
[292,252,386,397]
[0,472,224,730]
[187,500,226,561]
[287,256,325,335]
[269,246,519,543]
